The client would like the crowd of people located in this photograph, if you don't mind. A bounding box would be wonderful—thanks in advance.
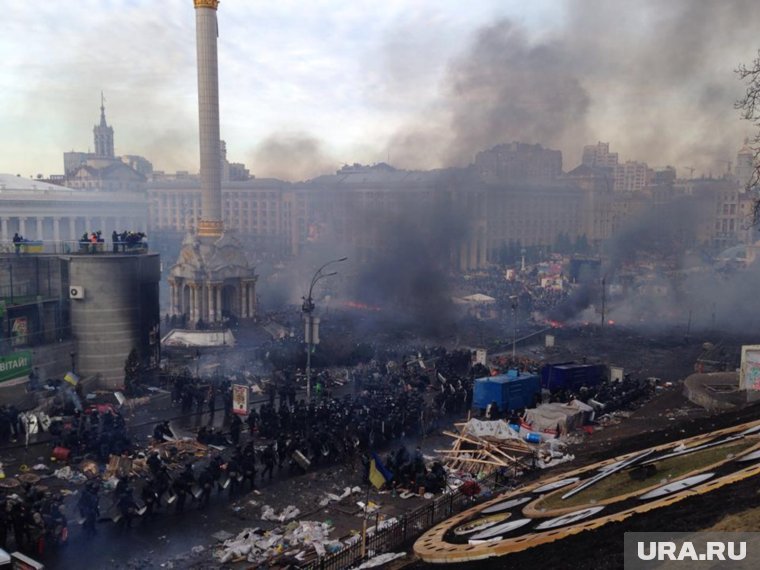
[0,484,68,557]
[48,407,132,462]
[111,230,148,252]
[0,343,483,559]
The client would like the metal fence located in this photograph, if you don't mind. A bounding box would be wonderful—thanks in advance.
[0,240,149,255]
[302,471,507,570]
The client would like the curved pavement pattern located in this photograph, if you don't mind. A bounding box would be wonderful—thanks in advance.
[414,418,760,564]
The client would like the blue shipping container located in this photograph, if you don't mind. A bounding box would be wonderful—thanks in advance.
[541,362,607,392]
[473,372,541,412]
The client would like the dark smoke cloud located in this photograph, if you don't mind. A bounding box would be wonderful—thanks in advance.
[548,190,760,334]
[604,197,704,274]
[443,21,590,166]
[387,20,590,169]
[549,195,708,324]
[385,0,760,172]
[349,184,472,337]
[248,132,336,181]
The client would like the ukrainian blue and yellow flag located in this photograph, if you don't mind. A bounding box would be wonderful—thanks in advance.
[369,452,393,489]
[64,372,80,386]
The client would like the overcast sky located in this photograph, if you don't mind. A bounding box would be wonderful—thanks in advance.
[1,0,758,180]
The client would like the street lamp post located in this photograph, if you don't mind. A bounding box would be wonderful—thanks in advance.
[302,257,347,402]
[510,295,518,359]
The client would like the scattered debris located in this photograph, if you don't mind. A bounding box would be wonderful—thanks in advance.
[53,466,87,484]
[439,419,533,476]
[215,521,339,565]
[321,485,362,506]
[261,504,301,522]
[356,501,380,514]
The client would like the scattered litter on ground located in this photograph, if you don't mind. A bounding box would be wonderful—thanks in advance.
[215,521,339,565]
[261,504,301,522]
[356,501,380,514]
[212,530,234,542]
[53,466,87,484]
[321,485,363,506]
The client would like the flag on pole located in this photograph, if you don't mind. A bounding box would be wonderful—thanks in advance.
[369,459,385,489]
[64,372,79,386]
[369,452,392,489]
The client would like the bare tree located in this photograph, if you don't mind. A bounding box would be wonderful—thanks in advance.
[736,49,760,224]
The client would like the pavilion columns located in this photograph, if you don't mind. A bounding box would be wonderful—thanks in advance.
[176,282,186,318]
[53,217,61,242]
[1,218,8,241]
[35,217,43,240]
[469,235,478,271]
[459,242,468,272]
[207,284,215,322]
[216,285,222,321]
[69,217,78,240]
[18,217,26,236]
[207,282,223,323]
[244,280,256,319]
[478,230,487,267]
[189,284,198,325]
[168,281,178,317]
[480,229,488,268]
[199,283,207,324]
[177,283,183,317]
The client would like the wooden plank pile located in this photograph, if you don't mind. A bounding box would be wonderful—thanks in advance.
[437,421,534,476]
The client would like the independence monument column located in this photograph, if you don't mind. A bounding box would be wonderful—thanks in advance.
[194,0,223,238]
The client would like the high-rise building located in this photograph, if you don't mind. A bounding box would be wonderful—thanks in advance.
[474,142,562,184]
[582,142,619,170]
[613,160,652,192]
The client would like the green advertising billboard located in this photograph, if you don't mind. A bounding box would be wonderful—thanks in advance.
[0,350,32,384]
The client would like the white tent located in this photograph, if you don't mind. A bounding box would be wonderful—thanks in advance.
[161,329,236,348]
[461,293,496,303]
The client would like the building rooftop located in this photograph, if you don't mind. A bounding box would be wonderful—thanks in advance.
[0,173,72,192]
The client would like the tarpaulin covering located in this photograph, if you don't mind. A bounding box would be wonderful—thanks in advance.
[523,400,593,436]
[460,419,522,441]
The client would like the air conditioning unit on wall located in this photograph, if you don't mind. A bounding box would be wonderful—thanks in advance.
[69,286,85,300]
